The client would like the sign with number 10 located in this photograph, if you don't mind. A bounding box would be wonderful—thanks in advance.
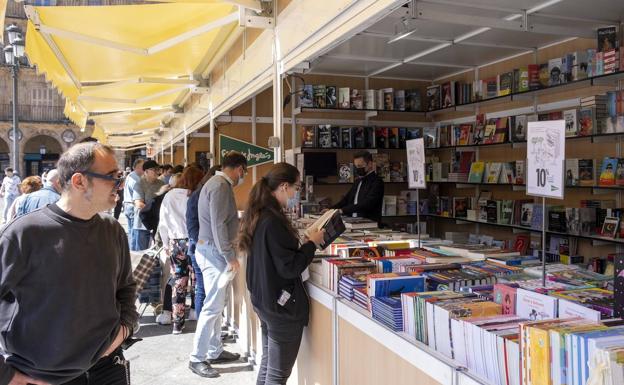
[526,120,565,199]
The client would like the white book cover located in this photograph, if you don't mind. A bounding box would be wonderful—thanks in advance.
[364,89,376,110]
[564,109,578,137]
[558,299,601,322]
[516,288,558,320]
[565,158,579,186]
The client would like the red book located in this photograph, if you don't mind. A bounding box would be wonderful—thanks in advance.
[513,234,530,255]
[528,64,540,90]
[494,283,518,315]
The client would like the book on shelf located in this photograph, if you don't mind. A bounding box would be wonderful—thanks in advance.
[494,117,509,143]
[338,87,350,109]
[383,88,394,110]
[350,89,363,109]
[597,26,618,53]
[579,159,595,186]
[394,89,406,111]
[330,126,341,148]
[376,90,384,111]
[388,127,399,149]
[566,159,579,186]
[317,125,332,148]
[467,162,485,183]
[302,126,317,147]
[313,85,327,108]
[517,66,530,92]
[483,77,498,99]
[374,127,388,149]
[498,71,513,96]
[364,126,376,148]
[364,89,375,110]
[353,127,366,148]
[602,216,619,238]
[578,107,596,136]
[341,127,353,149]
[486,162,502,183]
[367,273,426,297]
[406,89,421,111]
[528,63,540,90]
[483,119,497,144]
[599,157,618,186]
[326,86,337,108]
[516,288,558,320]
[512,115,527,142]
[373,153,390,182]
[338,163,353,183]
[458,124,473,145]
[564,109,578,136]
[539,63,550,88]
[389,162,404,182]
[499,162,515,184]
[382,195,397,217]
[617,158,624,186]
[520,203,533,227]
[441,82,454,108]
[548,57,564,86]
[426,85,441,111]
[515,160,526,185]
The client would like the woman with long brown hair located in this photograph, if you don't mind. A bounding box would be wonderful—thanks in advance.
[238,162,324,385]
[157,165,205,334]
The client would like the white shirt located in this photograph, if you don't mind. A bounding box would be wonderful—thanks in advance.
[1,175,20,197]
[158,188,190,246]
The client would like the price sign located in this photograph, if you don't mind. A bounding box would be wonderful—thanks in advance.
[526,120,565,199]
[406,138,426,189]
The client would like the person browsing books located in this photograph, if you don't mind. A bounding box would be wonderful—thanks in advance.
[329,150,384,223]
[238,162,325,385]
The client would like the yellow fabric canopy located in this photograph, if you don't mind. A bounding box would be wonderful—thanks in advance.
[25,2,240,146]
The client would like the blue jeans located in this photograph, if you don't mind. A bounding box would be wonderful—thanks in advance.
[188,240,205,319]
[190,242,228,362]
[131,229,151,251]
[3,194,16,222]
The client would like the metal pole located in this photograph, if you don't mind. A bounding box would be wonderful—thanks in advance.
[209,117,215,168]
[541,196,546,287]
[416,188,421,247]
[11,62,19,174]
[272,28,283,163]
[183,125,188,167]
[170,129,174,164]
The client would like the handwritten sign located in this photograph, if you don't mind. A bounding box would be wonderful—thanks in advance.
[406,138,426,189]
[526,120,565,199]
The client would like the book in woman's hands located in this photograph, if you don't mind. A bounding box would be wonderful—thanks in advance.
[304,209,346,249]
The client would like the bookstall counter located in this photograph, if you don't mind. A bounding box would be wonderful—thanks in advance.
[303,282,491,385]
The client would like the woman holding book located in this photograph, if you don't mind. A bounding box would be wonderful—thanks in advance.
[238,162,325,385]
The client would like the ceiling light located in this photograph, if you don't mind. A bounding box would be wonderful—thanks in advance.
[388,18,417,44]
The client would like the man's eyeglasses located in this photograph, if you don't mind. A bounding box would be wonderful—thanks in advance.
[293,183,303,191]
[82,171,125,189]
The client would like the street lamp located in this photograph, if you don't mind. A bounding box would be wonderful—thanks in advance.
[39,144,46,156]
[4,24,25,175]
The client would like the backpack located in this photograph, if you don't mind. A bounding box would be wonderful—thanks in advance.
[139,192,166,234]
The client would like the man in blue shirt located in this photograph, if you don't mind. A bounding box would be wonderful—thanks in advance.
[123,159,144,247]
[17,169,61,216]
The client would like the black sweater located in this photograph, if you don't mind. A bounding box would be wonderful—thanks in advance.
[246,210,316,326]
[332,171,384,222]
[0,204,137,385]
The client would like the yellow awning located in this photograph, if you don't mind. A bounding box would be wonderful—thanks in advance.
[25,2,240,143]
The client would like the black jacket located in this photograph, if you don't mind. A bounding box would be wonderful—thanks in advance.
[332,171,385,222]
[246,210,316,326]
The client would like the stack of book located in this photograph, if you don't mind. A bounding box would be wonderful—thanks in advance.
[371,296,404,331]
[337,274,367,301]
[581,95,609,134]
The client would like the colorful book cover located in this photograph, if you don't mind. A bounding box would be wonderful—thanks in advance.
[483,119,497,144]
[301,126,317,147]
[499,71,513,96]
[468,162,485,183]
[549,57,563,86]
[516,288,558,321]
[406,89,421,111]
[426,85,441,111]
[350,89,363,109]
[528,64,540,90]
[599,157,618,185]
[383,88,394,111]
[484,77,498,98]
[578,107,595,136]
[602,216,619,238]
[300,85,314,107]
[313,85,327,108]
[539,63,550,88]
[441,82,454,108]
[616,158,624,186]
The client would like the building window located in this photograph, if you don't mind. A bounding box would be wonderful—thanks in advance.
[31,88,60,106]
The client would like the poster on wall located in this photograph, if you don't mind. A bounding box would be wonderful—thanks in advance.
[526,120,565,199]
[406,138,426,189]
[219,134,274,167]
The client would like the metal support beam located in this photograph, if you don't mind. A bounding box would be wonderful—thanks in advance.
[209,108,216,167]
[183,124,188,167]
[272,22,283,163]
[252,96,257,183]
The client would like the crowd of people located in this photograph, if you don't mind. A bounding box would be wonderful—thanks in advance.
[0,142,325,385]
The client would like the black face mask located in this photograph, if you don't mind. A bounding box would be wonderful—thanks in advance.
[355,167,367,177]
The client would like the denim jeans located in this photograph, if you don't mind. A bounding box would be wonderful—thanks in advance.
[131,229,151,251]
[188,240,205,318]
[62,348,129,385]
[3,194,16,222]
[189,242,228,362]
[256,319,304,385]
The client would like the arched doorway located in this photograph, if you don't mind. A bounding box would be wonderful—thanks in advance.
[23,135,63,176]
[0,138,9,177]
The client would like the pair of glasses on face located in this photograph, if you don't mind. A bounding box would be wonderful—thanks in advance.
[82,171,125,189]
[292,183,303,191]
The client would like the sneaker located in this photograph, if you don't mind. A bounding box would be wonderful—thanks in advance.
[188,361,219,378]
[173,321,184,335]
[208,350,240,364]
[187,310,198,321]
[155,310,172,325]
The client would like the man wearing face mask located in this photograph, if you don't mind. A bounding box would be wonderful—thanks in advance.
[330,150,384,223]
[189,151,248,378]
